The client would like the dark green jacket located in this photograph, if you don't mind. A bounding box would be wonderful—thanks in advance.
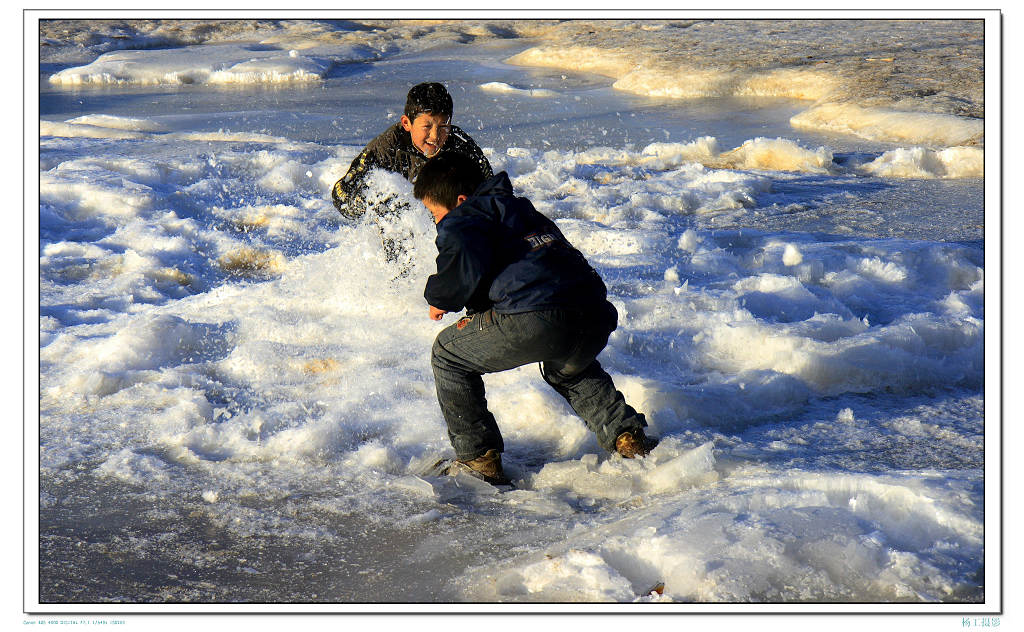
[331,122,492,219]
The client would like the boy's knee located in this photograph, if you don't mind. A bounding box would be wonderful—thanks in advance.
[541,361,588,389]
[431,334,459,373]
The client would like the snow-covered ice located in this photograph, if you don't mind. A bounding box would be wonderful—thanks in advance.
[32,17,993,611]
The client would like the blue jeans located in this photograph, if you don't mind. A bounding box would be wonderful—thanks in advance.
[431,301,647,461]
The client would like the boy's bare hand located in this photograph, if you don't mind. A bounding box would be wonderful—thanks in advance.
[429,305,447,321]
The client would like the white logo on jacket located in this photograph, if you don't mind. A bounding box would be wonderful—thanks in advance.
[524,232,559,251]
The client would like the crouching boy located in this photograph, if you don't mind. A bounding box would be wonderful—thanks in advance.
[414,153,657,486]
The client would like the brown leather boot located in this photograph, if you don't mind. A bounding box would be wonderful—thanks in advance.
[615,429,658,458]
[453,449,512,486]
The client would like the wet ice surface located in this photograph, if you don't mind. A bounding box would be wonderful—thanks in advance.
[41,39,982,245]
[36,23,986,606]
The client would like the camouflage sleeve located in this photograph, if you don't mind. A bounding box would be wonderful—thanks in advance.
[331,147,379,220]
[448,127,493,181]
[468,139,493,180]
[331,126,406,219]
[462,131,493,180]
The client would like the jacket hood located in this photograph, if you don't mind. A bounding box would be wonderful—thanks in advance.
[473,171,514,198]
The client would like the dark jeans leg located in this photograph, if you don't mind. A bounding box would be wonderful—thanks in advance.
[431,303,646,460]
[432,309,568,460]
[540,302,647,452]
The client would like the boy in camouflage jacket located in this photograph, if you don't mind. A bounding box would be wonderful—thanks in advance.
[331,82,492,270]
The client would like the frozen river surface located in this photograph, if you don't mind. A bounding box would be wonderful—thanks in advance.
[35,20,987,608]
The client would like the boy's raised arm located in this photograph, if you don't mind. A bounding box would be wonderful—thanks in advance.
[331,145,381,219]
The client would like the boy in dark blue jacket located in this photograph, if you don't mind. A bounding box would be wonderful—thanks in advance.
[414,153,656,486]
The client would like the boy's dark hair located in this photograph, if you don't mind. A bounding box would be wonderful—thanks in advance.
[413,153,486,209]
[405,82,453,121]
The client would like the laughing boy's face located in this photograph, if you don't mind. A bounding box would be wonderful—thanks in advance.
[401,112,451,158]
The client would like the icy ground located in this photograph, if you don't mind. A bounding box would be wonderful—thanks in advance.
[32,18,991,609]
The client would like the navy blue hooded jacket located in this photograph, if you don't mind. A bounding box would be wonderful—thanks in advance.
[425,172,607,315]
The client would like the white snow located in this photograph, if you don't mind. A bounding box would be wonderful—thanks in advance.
[480,81,560,98]
[858,146,986,179]
[33,17,990,610]
[791,103,984,148]
[48,43,361,86]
